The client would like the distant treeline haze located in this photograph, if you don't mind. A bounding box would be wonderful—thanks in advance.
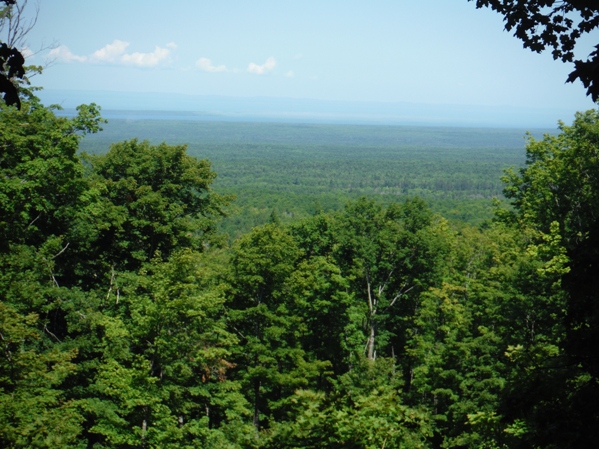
[80,119,544,236]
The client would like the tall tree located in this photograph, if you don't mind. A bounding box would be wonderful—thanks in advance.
[288,213,357,375]
[1,94,246,447]
[408,221,566,448]
[334,198,442,362]
[77,139,230,282]
[0,96,102,447]
[0,99,103,250]
[226,223,327,432]
[501,108,599,447]
[69,250,247,449]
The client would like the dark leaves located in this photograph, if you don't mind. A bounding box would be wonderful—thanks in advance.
[567,45,599,100]
[0,43,25,109]
[471,0,599,101]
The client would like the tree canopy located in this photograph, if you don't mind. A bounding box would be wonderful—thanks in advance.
[472,0,599,101]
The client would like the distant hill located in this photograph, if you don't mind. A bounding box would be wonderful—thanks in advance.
[40,89,575,128]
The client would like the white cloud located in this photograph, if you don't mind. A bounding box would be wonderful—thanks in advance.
[48,40,175,67]
[196,57,227,73]
[247,57,276,75]
[20,46,34,59]
[89,40,129,63]
[285,70,294,78]
[49,45,87,63]
[121,45,172,67]
[293,53,303,60]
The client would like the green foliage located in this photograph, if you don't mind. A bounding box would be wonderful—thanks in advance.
[282,254,354,375]
[226,223,329,431]
[0,97,104,447]
[80,119,536,237]
[503,110,599,248]
[70,250,247,448]
[264,359,432,449]
[0,302,82,448]
[0,98,104,248]
[333,198,448,362]
[4,86,599,448]
[80,139,231,274]
[408,222,565,448]
[500,108,599,447]
[1,97,244,448]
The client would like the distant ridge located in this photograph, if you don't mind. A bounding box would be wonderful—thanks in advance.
[40,89,574,129]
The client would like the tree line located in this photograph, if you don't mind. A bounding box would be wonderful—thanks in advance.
[80,120,530,237]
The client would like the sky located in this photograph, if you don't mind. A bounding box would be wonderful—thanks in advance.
[13,0,598,126]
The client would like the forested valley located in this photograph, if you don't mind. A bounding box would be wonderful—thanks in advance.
[2,0,599,445]
[2,88,599,449]
[80,118,543,237]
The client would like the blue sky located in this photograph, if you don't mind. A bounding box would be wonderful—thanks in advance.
[16,0,597,125]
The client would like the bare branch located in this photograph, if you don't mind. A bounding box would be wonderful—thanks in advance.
[378,265,397,297]
[25,211,41,229]
[1,0,38,49]
[43,323,61,342]
[366,271,374,313]
[51,241,69,259]
[106,265,120,303]
[42,255,60,287]
[388,283,415,308]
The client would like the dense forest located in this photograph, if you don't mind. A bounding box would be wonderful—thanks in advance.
[2,0,599,445]
[2,87,599,449]
[79,118,549,236]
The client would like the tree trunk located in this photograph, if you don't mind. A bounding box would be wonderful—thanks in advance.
[366,276,376,360]
[367,319,376,360]
[253,379,260,431]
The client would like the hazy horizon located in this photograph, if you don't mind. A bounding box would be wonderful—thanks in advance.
[20,0,596,128]
[42,89,574,129]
